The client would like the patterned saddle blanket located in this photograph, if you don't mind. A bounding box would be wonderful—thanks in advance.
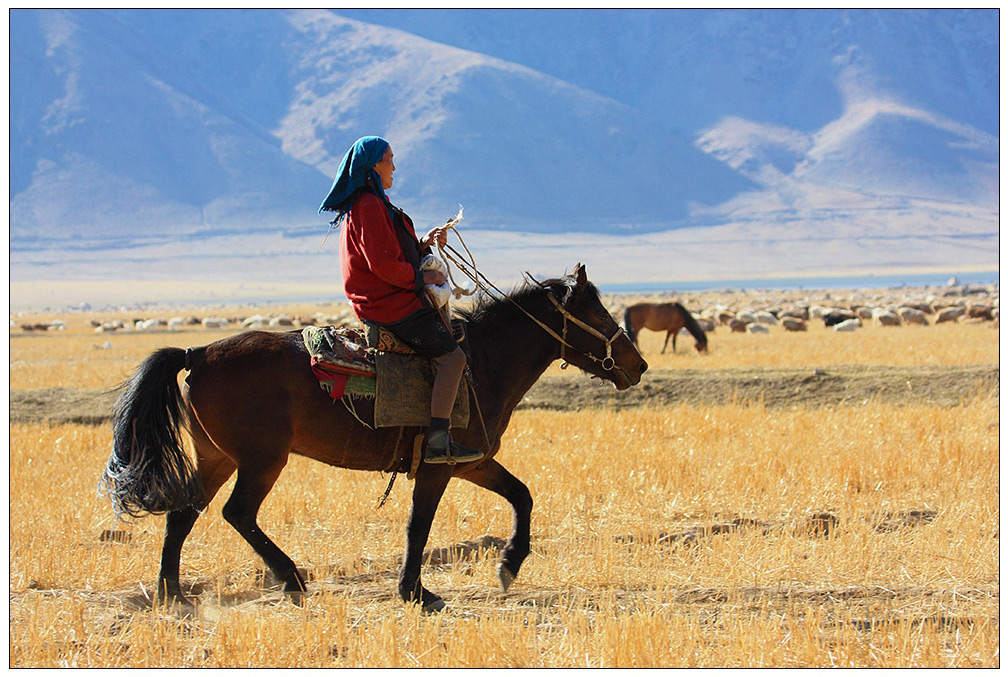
[302,324,469,429]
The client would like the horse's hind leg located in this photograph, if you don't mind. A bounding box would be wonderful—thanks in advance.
[458,459,532,591]
[221,461,308,602]
[158,507,201,606]
[157,445,235,608]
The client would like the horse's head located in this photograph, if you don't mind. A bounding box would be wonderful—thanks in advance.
[694,339,708,353]
[536,263,648,390]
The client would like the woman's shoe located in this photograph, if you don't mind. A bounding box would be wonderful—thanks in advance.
[424,436,483,464]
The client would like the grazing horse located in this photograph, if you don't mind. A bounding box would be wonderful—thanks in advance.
[100,265,647,613]
[623,301,708,354]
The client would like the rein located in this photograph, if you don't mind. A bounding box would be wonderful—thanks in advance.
[431,222,628,377]
[380,219,626,508]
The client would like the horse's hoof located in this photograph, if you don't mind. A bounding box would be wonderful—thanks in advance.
[422,597,447,614]
[498,564,517,591]
[156,594,196,617]
[283,583,308,606]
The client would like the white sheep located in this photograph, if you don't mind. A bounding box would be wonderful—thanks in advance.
[872,308,901,327]
[897,307,929,326]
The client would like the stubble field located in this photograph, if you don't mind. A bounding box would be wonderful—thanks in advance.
[8,295,1000,667]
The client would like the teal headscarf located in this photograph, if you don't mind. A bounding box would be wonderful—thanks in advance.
[318,136,394,224]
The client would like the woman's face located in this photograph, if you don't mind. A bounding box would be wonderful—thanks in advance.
[374,147,395,190]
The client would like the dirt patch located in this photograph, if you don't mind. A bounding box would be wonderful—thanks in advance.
[519,364,999,411]
[9,387,121,425]
[7,364,998,425]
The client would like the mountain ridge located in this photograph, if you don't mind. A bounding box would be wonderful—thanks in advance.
[8,8,999,294]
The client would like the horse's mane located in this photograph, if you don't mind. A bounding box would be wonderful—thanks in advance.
[456,275,582,335]
[674,301,708,347]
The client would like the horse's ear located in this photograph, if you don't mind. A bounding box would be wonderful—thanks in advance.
[573,263,587,289]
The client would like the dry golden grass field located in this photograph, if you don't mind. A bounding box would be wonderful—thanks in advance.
[8,290,1001,667]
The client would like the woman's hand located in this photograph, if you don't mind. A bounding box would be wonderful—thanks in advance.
[421,226,449,249]
[423,269,447,286]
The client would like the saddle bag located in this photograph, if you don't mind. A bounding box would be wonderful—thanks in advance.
[303,323,469,429]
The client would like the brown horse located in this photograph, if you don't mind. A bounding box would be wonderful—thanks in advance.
[623,301,708,354]
[100,264,647,612]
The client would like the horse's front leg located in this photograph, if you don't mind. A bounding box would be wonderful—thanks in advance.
[457,459,532,591]
[399,463,454,612]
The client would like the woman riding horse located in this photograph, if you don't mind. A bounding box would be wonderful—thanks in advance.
[319,136,482,465]
[101,265,648,612]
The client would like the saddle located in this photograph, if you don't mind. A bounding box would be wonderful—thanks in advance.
[302,323,470,430]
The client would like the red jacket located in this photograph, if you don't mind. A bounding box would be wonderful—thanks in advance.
[339,191,426,323]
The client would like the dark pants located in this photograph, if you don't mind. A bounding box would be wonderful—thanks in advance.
[374,307,458,358]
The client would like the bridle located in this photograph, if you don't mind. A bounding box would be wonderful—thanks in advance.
[539,282,627,375]
[377,216,635,506]
[428,217,630,379]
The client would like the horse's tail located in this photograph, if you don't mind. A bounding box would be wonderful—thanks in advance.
[675,303,708,350]
[99,347,203,518]
[623,307,638,345]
